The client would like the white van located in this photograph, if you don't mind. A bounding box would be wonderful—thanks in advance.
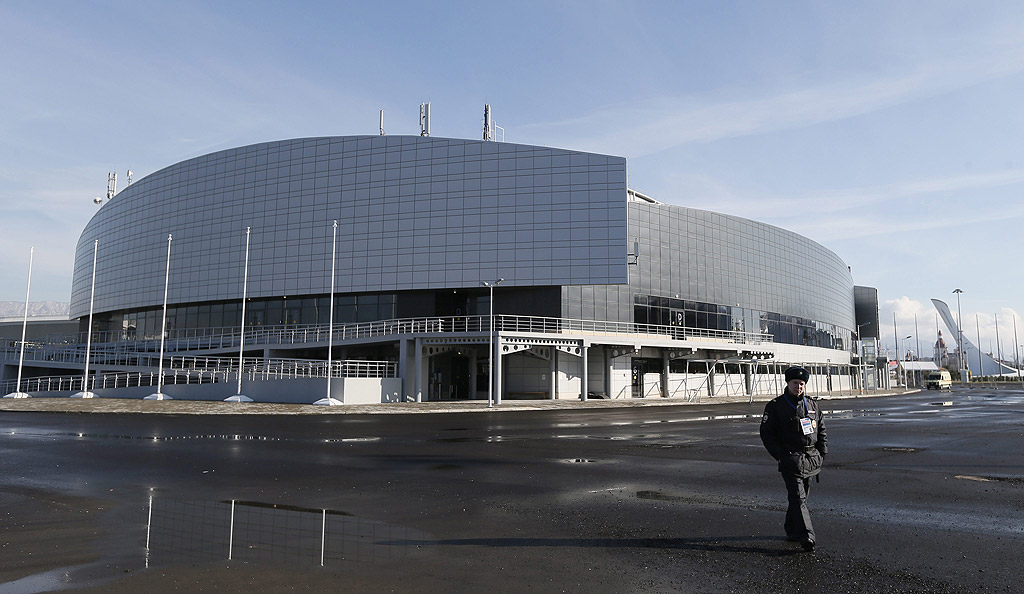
[924,369,952,390]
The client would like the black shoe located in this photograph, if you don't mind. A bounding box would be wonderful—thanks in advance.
[801,539,815,552]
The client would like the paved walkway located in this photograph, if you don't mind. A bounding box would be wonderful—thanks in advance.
[0,389,907,415]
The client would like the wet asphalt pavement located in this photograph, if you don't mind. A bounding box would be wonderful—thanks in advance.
[1,387,1022,593]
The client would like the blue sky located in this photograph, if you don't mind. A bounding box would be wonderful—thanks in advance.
[2,1,1023,360]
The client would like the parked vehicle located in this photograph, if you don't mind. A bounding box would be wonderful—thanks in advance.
[924,369,952,390]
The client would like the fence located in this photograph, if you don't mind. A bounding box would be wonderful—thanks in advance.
[0,359,397,395]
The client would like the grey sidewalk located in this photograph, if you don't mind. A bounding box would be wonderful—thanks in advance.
[0,389,906,415]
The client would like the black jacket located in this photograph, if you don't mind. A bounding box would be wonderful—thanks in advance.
[759,391,828,477]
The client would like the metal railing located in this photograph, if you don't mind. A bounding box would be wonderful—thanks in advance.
[5,313,773,358]
[0,359,397,395]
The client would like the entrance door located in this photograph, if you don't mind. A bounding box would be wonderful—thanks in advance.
[450,356,470,400]
[631,357,664,398]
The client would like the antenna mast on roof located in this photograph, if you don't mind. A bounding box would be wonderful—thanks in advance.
[419,102,430,137]
[483,104,503,142]
[107,172,117,199]
[379,110,385,135]
[126,170,133,185]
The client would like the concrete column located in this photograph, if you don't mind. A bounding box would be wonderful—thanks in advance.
[605,348,613,399]
[494,334,503,405]
[660,349,670,398]
[399,339,410,402]
[550,349,557,400]
[414,338,423,403]
[580,342,589,401]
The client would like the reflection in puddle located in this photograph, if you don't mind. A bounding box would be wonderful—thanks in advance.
[145,496,429,569]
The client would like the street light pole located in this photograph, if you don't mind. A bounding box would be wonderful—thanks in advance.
[903,335,912,387]
[482,278,504,407]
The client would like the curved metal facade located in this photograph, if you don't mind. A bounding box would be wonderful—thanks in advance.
[71,134,855,349]
[71,136,628,318]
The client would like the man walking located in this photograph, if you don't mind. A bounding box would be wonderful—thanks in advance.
[759,366,827,551]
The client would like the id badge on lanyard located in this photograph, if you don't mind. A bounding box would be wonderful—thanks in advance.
[799,417,814,435]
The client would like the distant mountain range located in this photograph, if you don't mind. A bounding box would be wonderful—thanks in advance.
[0,301,70,319]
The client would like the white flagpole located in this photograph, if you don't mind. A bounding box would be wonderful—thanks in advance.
[315,220,341,405]
[73,240,99,397]
[4,247,34,398]
[226,227,253,402]
[145,234,173,400]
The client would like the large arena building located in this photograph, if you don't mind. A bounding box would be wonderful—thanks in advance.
[3,132,881,403]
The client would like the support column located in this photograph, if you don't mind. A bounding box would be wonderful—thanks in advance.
[399,339,410,402]
[605,349,613,399]
[494,334,503,405]
[660,349,670,398]
[550,349,557,400]
[414,338,423,403]
[580,342,589,401]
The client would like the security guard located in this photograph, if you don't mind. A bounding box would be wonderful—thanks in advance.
[759,366,827,551]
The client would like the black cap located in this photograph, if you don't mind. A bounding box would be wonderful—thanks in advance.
[785,366,810,382]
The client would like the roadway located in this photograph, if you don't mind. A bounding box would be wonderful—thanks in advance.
[1,387,1021,593]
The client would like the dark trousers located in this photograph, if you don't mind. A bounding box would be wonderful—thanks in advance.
[782,472,815,542]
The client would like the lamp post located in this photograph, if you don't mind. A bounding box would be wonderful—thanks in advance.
[481,278,504,407]
[953,288,965,381]
[902,335,912,387]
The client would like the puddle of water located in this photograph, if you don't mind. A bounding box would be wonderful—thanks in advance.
[145,497,431,569]
[955,474,1024,485]
[558,458,599,464]
[0,563,121,594]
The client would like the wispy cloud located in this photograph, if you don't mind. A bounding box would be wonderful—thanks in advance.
[520,40,1024,158]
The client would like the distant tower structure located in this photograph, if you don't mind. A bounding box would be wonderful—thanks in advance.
[482,104,504,142]
[419,102,430,137]
[483,104,492,141]
[107,172,117,200]
[934,330,949,367]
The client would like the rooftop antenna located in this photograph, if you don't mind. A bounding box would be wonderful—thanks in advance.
[628,237,640,266]
[107,172,117,199]
[483,104,492,141]
[379,110,385,136]
[483,104,503,142]
[419,102,430,137]
[126,170,133,185]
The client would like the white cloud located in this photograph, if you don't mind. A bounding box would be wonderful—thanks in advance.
[520,37,1024,158]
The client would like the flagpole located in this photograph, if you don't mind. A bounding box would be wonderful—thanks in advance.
[226,227,253,402]
[314,220,342,405]
[4,247,34,398]
[145,234,173,400]
[73,240,99,397]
